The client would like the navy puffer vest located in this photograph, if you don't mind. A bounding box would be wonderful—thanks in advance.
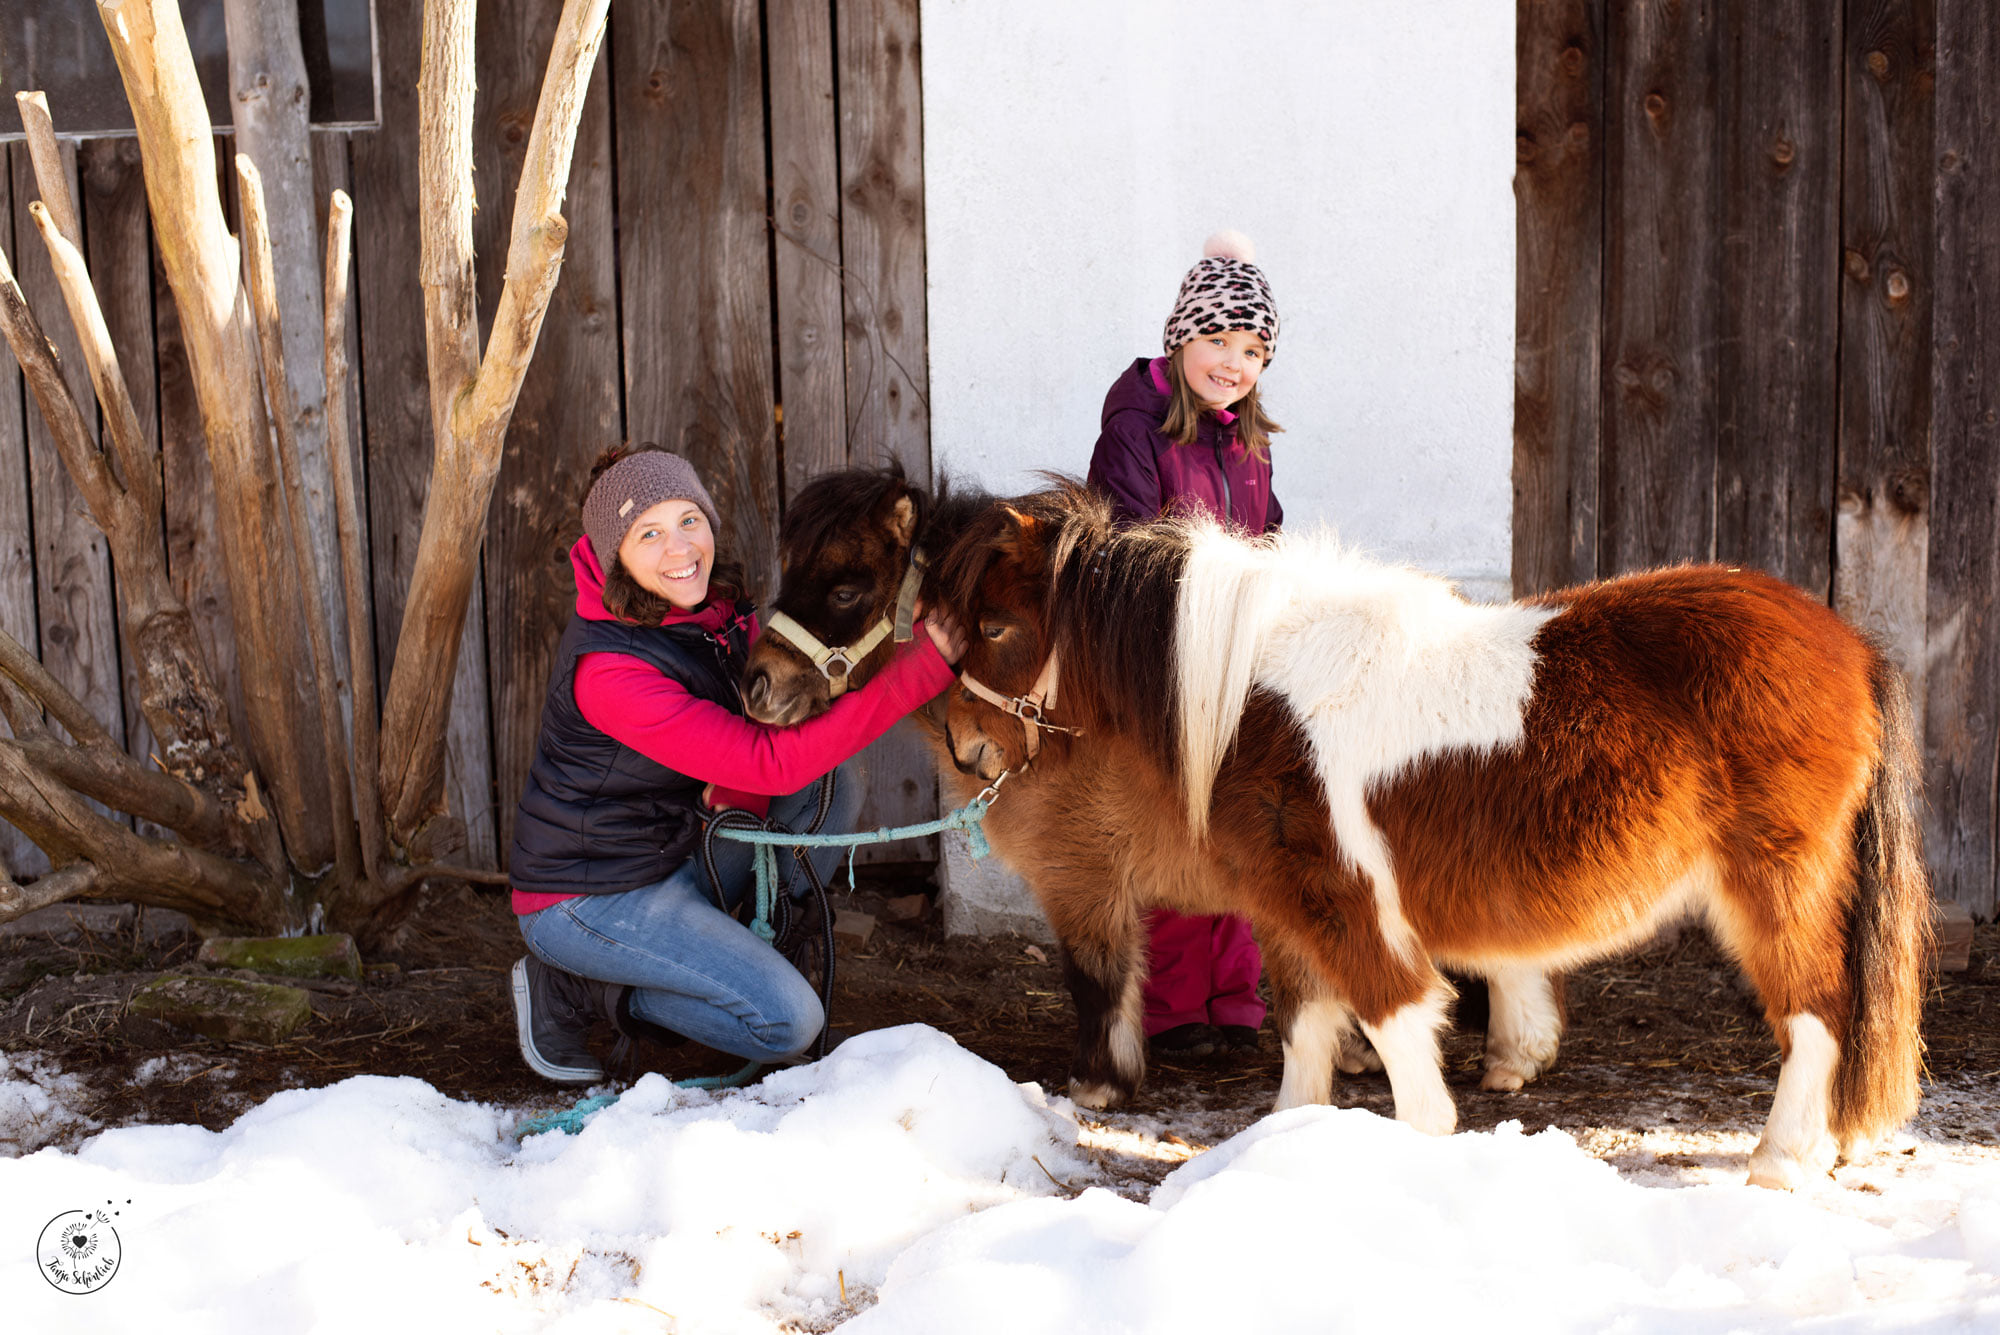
[509,605,753,896]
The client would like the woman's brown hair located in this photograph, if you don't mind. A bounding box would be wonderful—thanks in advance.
[584,444,750,624]
[1158,344,1283,462]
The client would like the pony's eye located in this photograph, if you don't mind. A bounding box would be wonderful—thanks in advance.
[982,623,1006,640]
[832,588,861,608]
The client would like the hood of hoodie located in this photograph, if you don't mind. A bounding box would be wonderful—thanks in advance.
[568,536,740,634]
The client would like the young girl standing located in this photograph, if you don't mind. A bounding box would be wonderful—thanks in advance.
[1085,231,1281,1058]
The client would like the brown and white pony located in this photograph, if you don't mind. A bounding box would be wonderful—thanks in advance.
[926,481,1931,1189]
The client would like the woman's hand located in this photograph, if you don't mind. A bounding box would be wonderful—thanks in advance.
[916,601,968,666]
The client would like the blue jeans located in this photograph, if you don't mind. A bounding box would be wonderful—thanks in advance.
[518,763,863,1062]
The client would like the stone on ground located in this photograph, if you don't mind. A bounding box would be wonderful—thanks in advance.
[127,976,313,1044]
[197,934,364,981]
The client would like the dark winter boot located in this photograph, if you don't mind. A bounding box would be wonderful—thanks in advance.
[511,955,606,1085]
[594,982,690,1080]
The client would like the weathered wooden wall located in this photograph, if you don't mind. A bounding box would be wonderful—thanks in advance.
[0,0,934,878]
[1516,0,2000,918]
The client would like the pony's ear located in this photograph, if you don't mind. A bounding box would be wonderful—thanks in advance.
[886,493,918,547]
[996,506,1045,567]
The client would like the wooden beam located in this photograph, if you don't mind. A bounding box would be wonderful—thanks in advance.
[1716,2,1840,597]
[614,0,780,586]
[1926,0,1999,918]
[836,0,932,487]
[1835,0,1934,737]
[1512,0,1603,597]
[769,0,850,493]
[1601,0,1720,572]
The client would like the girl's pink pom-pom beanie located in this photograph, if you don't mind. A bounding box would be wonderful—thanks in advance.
[1163,230,1280,358]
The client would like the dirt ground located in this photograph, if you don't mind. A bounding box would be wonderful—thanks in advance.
[3,875,1995,1190]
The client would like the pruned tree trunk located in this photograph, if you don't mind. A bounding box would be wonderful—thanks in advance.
[96,0,334,875]
[0,0,610,939]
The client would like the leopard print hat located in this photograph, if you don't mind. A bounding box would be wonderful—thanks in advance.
[1162,231,1279,361]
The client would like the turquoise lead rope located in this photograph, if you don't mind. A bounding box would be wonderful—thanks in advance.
[513,774,1009,1140]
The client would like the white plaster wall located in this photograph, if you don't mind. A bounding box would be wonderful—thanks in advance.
[922,0,1515,593]
[920,1,1516,932]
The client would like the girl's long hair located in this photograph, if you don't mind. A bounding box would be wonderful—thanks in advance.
[1158,343,1283,462]
[585,444,749,624]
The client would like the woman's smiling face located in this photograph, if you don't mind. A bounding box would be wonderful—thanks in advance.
[618,497,716,610]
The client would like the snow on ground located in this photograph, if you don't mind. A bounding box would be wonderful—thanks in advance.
[3,1024,1998,1332]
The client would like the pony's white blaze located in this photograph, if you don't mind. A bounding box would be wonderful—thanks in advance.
[1274,996,1352,1111]
[1359,983,1457,1135]
[1747,1014,1841,1191]
[1248,531,1554,962]
[1480,966,1563,1092]
[1174,522,1281,835]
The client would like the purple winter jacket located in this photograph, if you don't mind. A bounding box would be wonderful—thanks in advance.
[1085,356,1283,534]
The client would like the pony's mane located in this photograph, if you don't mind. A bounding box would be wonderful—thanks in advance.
[778,460,914,566]
[779,461,997,575]
[935,477,1196,806]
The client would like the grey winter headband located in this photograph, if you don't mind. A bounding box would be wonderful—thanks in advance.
[582,450,721,573]
[1163,231,1280,361]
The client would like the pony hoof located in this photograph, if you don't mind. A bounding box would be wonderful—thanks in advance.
[1069,1080,1129,1111]
[1479,1066,1528,1092]
[1747,1138,1836,1192]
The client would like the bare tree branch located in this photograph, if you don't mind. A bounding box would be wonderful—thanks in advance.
[237,155,360,889]
[2,736,230,847]
[379,0,609,839]
[0,741,286,928]
[0,237,123,526]
[322,189,386,882]
[0,627,114,750]
[14,92,81,251]
[28,202,160,516]
[0,862,101,924]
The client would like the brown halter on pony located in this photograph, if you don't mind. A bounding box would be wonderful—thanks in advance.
[958,649,1083,761]
[762,553,927,698]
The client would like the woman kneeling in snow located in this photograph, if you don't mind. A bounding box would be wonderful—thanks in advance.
[506,445,965,1083]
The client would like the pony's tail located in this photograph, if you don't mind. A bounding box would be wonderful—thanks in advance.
[1830,655,1933,1151]
[1174,521,1278,838]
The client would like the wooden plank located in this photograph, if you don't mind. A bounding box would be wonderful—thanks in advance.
[1834,0,1934,733]
[10,144,127,783]
[836,0,936,860]
[1715,3,1840,597]
[0,154,48,876]
[1600,0,1719,573]
[613,0,780,586]
[476,0,622,866]
[349,0,497,866]
[836,0,931,485]
[1512,0,1603,598]
[1926,0,1999,918]
[768,0,849,495]
[78,135,166,837]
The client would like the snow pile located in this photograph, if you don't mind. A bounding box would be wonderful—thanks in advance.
[2,1026,1083,1331]
[0,1050,98,1153]
[3,1025,1998,1332]
[860,1106,2000,1332]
